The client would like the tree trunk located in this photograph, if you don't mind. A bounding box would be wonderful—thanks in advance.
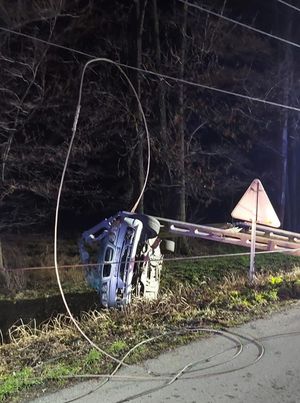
[287,110,300,231]
[152,0,167,143]
[135,0,148,213]
[175,1,189,254]
[279,117,288,224]
[178,1,187,222]
[277,6,293,228]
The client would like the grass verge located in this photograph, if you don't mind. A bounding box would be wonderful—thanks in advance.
[0,250,300,402]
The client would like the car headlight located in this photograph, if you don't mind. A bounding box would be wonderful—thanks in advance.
[101,283,108,292]
[108,232,116,242]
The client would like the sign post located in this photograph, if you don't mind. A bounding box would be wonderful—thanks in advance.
[249,218,256,281]
[231,179,280,281]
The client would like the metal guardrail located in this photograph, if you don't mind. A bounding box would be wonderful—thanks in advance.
[154,216,300,256]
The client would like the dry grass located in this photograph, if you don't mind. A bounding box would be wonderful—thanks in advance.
[0,235,83,297]
[1,239,300,401]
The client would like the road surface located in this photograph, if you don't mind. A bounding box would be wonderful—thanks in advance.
[32,302,300,403]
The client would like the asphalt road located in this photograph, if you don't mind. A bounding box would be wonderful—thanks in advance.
[32,302,300,403]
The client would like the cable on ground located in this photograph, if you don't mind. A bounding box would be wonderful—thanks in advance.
[60,326,246,403]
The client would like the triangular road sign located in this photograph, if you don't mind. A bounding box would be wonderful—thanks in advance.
[231,179,280,227]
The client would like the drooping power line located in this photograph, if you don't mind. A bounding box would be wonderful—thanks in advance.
[1,25,300,113]
[0,25,95,59]
[178,0,300,50]
[276,0,300,13]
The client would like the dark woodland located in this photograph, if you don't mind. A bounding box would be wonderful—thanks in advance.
[0,0,300,234]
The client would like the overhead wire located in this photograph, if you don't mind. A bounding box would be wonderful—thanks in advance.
[0,25,95,59]
[178,0,300,49]
[1,1,298,396]
[1,25,300,113]
[276,0,300,13]
[3,0,300,57]
[1,4,292,372]
[7,2,297,285]
[0,3,297,400]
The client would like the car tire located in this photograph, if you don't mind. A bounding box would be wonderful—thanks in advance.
[134,214,161,238]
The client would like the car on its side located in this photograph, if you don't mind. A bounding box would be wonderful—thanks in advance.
[79,211,173,308]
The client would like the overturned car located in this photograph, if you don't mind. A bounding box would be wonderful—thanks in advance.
[79,211,174,308]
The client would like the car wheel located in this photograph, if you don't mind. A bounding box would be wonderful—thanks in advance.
[134,214,161,238]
